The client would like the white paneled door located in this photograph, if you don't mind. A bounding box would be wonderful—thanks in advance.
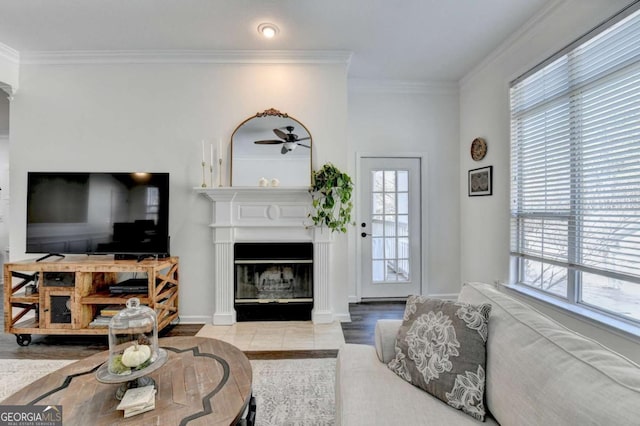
[360,157,421,298]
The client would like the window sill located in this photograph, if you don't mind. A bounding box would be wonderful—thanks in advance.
[502,283,640,343]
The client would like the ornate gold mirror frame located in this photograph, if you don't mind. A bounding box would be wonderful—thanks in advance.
[230,108,313,187]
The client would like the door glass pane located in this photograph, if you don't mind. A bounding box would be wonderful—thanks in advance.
[398,238,409,259]
[384,215,396,237]
[372,171,384,191]
[372,193,384,214]
[370,168,412,283]
[386,260,398,281]
[384,238,396,258]
[397,193,408,214]
[384,193,396,214]
[384,171,396,192]
[398,259,410,279]
[398,215,408,236]
[397,171,408,192]
[372,238,384,259]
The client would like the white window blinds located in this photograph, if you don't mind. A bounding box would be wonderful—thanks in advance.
[510,3,640,283]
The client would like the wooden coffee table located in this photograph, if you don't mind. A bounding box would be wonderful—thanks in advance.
[2,337,254,425]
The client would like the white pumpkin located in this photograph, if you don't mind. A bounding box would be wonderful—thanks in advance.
[121,343,151,368]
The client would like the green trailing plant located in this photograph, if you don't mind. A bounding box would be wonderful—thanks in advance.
[309,163,354,233]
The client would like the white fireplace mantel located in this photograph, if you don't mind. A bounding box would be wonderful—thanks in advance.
[195,187,334,324]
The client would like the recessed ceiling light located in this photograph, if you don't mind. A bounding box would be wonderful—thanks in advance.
[258,23,279,39]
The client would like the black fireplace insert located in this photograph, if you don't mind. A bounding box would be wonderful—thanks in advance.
[234,242,313,321]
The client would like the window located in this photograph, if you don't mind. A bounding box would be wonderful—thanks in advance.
[370,170,410,282]
[510,3,640,325]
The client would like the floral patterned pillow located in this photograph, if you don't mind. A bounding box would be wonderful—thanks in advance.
[388,296,491,421]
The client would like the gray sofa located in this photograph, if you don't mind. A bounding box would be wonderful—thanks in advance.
[336,282,640,425]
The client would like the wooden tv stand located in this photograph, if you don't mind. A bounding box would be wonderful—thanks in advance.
[3,256,179,346]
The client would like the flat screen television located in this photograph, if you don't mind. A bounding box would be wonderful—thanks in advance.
[26,172,170,258]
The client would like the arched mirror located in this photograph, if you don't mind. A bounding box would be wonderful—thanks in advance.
[230,108,312,187]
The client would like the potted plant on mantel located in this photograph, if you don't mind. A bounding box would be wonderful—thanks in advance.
[308,163,354,233]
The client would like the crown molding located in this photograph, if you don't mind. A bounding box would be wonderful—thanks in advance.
[0,42,19,64]
[19,49,353,66]
[0,83,14,100]
[458,0,566,90]
[348,78,458,95]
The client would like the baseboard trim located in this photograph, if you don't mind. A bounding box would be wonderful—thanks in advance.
[428,293,459,300]
[178,315,211,324]
[359,293,459,303]
[333,313,352,323]
[359,297,407,303]
[312,310,334,324]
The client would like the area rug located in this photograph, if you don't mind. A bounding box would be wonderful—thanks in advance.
[251,358,336,425]
[0,357,336,425]
[0,359,76,401]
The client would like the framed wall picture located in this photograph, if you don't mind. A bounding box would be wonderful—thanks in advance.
[468,166,493,196]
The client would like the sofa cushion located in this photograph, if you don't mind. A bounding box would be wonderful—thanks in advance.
[375,319,403,363]
[387,296,492,421]
[459,282,640,426]
[336,343,499,425]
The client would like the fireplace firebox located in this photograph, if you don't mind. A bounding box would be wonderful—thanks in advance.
[234,242,313,321]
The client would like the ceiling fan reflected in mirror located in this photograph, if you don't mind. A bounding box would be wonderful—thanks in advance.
[254,126,311,154]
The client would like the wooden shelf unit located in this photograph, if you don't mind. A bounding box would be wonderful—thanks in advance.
[3,256,179,343]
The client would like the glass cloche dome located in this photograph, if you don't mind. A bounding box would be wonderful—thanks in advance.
[107,298,159,375]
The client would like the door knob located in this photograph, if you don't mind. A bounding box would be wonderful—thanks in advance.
[361,232,370,238]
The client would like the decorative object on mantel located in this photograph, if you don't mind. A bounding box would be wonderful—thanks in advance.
[255,177,282,187]
[230,108,312,187]
[200,140,208,188]
[470,137,488,161]
[309,163,354,233]
[217,137,223,187]
[200,139,219,187]
[468,166,493,197]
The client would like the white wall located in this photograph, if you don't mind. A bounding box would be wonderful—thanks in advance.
[0,135,8,278]
[9,60,350,323]
[348,83,460,299]
[459,0,640,361]
[0,94,9,278]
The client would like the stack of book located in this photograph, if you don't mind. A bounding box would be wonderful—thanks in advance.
[88,315,112,328]
[89,305,125,328]
[117,385,156,418]
[100,305,124,316]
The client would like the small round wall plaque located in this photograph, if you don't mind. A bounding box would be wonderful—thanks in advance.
[470,138,488,161]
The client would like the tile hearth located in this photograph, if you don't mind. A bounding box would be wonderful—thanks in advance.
[195,321,345,351]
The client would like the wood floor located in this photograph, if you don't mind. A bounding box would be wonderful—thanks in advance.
[0,302,405,360]
[340,301,405,345]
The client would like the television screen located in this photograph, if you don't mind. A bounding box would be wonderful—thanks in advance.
[26,172,170,256]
